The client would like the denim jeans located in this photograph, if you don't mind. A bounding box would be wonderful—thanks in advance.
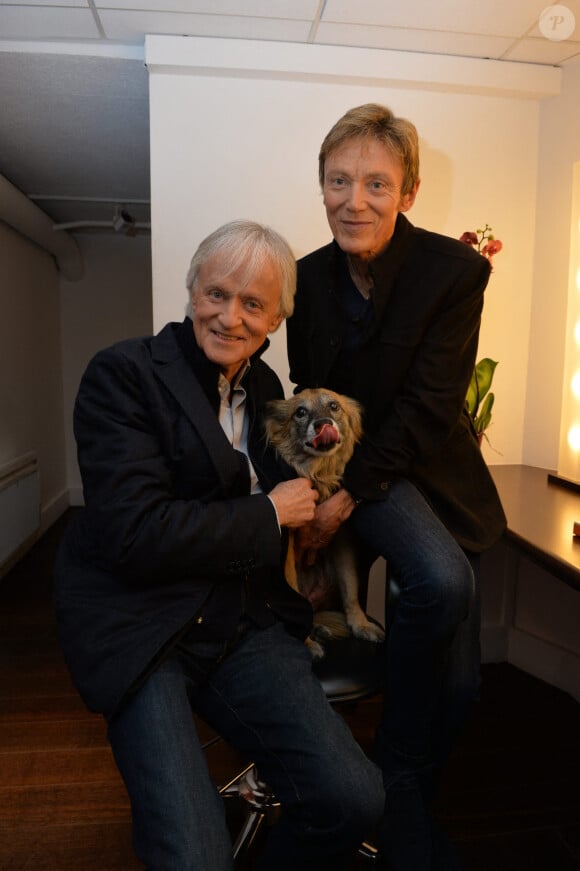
[107,621,384,871]
[350,479,480,869]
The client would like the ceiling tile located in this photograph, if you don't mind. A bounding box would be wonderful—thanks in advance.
[0,0,86,6]
[504,36,580,65]
[0,5,99,39]
[2,0,578,232]
[315,21,515,60]
[322,0,548,38]
[98,8,311,42]
[94,0,319,17]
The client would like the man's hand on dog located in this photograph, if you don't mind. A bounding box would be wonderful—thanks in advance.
[294,489,356,566]
[269,478,319,528]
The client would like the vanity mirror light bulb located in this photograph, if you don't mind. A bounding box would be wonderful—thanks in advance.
[571,372,580,398]
[567,425,580,452]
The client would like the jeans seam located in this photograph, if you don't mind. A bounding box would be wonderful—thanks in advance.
[206,678,303,803]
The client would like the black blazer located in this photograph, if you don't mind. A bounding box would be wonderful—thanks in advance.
[55,320,311,717]
[287,215,506,553]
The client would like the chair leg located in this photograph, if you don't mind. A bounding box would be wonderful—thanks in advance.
[218,761,256,797]
[219,761,381,865]
[358,839,380,862]
[219,764,280,865]
[231,807,266,860]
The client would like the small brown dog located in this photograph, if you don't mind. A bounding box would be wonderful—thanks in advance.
[264,388,385,657]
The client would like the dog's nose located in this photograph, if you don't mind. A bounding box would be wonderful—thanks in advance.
[314,418,335,431]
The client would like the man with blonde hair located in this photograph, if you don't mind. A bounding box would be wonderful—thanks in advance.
[288,105,506,870]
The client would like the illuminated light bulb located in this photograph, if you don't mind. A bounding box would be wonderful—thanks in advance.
[568,425,580,452]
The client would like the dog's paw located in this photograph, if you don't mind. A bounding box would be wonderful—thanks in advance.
[311,623,333,641]
[350,620,385,644]
[305,636,325,659]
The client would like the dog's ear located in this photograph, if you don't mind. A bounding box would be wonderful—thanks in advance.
[263,398,293,443]
[342,395,363,444]
[264,398,292,423]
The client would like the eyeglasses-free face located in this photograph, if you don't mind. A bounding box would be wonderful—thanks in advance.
[323,137,418,262]
[191,253,283,382]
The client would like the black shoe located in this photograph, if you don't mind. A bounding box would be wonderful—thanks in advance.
[430,819,462,871]
[378,775,432,871]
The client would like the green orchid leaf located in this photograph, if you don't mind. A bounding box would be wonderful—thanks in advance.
[466,358,498,417]
[475,391,495,433]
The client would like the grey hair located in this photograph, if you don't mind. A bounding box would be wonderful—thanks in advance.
[185,219,296,321]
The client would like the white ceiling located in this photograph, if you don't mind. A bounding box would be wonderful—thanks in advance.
[1,0,580,228]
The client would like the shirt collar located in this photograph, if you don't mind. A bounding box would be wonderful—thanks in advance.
[218,360,251,402]
[177,317,267,406]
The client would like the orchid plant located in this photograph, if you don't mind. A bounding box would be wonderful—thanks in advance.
[460,223,503,267]
[460,224,503,440]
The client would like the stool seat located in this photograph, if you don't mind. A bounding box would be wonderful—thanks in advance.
[217,613,386,865]
[312,617,386,703]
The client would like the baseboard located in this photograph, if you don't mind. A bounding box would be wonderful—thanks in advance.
[481,624,508,663]
[508,627,580,702]
[0,531,40,579]
[0,488,71,580]
[40,488,70,534]
[68,486,85,507]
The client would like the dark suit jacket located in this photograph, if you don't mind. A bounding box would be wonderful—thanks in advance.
[287,214,506,553]
[55,320,311,718]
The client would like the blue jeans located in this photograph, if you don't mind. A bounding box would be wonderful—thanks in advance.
[107,621,384,871]
[350,479,480,869]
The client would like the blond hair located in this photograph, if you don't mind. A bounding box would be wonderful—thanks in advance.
[319,103,420,196]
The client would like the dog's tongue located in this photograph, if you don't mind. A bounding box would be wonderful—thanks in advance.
[312,423,339,448]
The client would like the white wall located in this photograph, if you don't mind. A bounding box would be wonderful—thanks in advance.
[60,232,153,503]
[525,56,580,471]
[0,221,67,531]
[147,37,547,465]
[0,218,153,526]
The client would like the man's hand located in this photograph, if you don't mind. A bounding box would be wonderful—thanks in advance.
[268,478,319,528]
[294,488,357,566]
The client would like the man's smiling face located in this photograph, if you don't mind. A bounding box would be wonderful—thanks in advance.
[322,136,418,261]
[191,253,283,382]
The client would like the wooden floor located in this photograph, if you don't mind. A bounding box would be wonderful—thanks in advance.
[1,511,580,870]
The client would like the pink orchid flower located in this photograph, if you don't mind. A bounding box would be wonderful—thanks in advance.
[460,225,503,268]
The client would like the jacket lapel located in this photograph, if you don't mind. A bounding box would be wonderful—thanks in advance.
[150,324,242,491]
[368,213,413,326]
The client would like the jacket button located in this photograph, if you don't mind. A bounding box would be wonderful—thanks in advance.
[196,616,203,624]
[379,481,389,491]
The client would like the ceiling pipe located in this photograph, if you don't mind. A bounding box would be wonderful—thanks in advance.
[29,194,150,205]
[53,208,151,234]
[53,220,151,233]
[0,174,83,281]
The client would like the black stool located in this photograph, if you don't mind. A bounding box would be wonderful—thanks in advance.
[218,614,386,865]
